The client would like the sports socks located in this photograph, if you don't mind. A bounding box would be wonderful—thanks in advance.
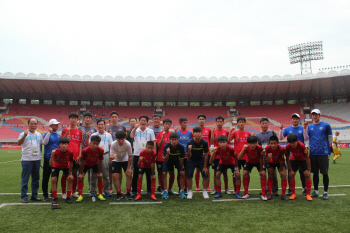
[243,177,250,194]
[151,180,156,195]
[305,180,312,195]
[313,173,319,191]
[97,180,103,195]
[281,179,287,195]
[78,180,84,196]
[323,174,329,192]
[195,173,200,188]
[52,190,58,199]
[137,180,142,194]
[260,178,267,195]
[289,179,296,194]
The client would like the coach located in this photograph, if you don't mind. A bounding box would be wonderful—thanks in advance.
[304,109,332,200]
[17,118,43,203]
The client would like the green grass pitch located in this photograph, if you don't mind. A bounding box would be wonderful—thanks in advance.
[0,149,350,232]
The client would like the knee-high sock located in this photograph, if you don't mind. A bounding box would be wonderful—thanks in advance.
[52,190,58,199]
[261,178,267,195]
[268,178,273,194]
[281,179,287,195]
[289,180,295,194]
[195,173,200,188]
[243,177,250,194]
[234,177,241,194]
[73,176,78,193]
[98,180,103,195]
[177,176,181,190]
[313,173,319,191]
[67,190,71,198]
[306,180,312,195]
[78,180,84,196]
[323,174,329,192]
[137,180,142,194]
[61,176,67,194]
[217,185,221,193]
[151,180,156,195]
[169,175,175,190]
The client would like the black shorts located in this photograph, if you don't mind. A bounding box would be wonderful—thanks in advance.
[217,164,235,173]
[83,164,98,174]
[212,159,220,170]
[156,161,163,175]
[183,158,187,171]
[72,160,80,170]
[266,163,285,170]
[111,161,128,174]
[238,160,246,170]
[163,160,181,176]
[290,160,307,173]
[139,167,152,176]
[310,155,329,175]
[51,167,69,177]
[244,162,265,172]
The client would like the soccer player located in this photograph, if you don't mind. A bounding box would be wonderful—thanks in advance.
[50,137,74,204]
[62,113,83,198]
[209,135,240,198]
[130,115,156,196]
[279,113,307,196]
[161,133,186,199]
[304,109,332,200]
[90,120,113,197]
[77,135,106,202]
[210,116,230,195]
[156,118,172,194]
[110,131,133,200]
[135,141,157,201]
[332,131,342,163]
[228,117,251,195]
[186,126,209,199]
[195,114,212,191]
[149,114,164,138]
[285,134,312,201]
[238,136,267,201]
[176,117,192,193]
[264,136,288,200]
[126,117,137,153]
[42,119,61,201]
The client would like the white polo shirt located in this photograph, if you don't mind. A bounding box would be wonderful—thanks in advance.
[90,131,113,153]
[110,140,132,162]
[18,131,43,161]
[133,127,155,156]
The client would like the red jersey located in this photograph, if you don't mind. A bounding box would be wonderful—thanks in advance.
[265,145,285,164]
[62,127,83,160]
[214,146,236,165]
[285,141,308,161]
[82,146,104,167]
[139,149,157,168]
[213,129,229,159]
[246,145,263,164]
[156,131,171,162]
[201,127,211,155]
[232,130,251,160]
[52,148,74,169]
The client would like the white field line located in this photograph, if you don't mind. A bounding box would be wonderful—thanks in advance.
[0,160,21,164]
[110,202,162,205]
[0,203,51,209]
[213,198,260,202]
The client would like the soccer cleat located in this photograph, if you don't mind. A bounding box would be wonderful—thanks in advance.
[135,194,142,201]
[71,193,79,198]
[150,194,157,201]
[131,192,137,197]
[61,193,67,200]
[89,193,95,197]
[98,194,106,201]
[180,191,186,199]
[126,193,132,200]
[273,192,279,197]
[195,187,200,191]
[305,195,313,201]
[332,160,336,164]
[203,191,209,199]
[76,195,83,202]
[30,197,41,201]
[207,187,212,192]
[242,193,250,199]
[115,193,123,200]
[109,188,113,193]
[92,197,96,202]
[162,191,168,199]
[66,197,72,203]
[168,190,178,195]
[289,194,297,200]
[235,193,242,199]
[104,192,112,197]
[157,186,162,192]
[187,191,193,199]
[302,189,306,196]
[225,189,231,195]
[22,198,28,203]
[286,188,292,196]
[280,195,288,201]
[323,193,329,200]
[261,195,268,201]
[267,194,272,200]
[43,196,49,202]
[52,198,58,204]
[214,192,222,198]
[210,190,217,195]
[311,191,320,198]
[232,190,236,195]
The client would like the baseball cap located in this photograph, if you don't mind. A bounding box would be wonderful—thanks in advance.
[311,109,321,115]
[49,119,60,126]
[291,113,300,119]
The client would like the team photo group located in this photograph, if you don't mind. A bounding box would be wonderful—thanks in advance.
[17,108,338,205]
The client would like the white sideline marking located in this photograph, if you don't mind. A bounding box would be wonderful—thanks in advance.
[329,194,346,197]
[213,198,260,202]
[110,202,162,205]
[0,160,21,164]
[231,184,350,192]
[0,203,51,209]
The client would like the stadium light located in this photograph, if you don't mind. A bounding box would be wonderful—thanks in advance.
[288,41,324,74]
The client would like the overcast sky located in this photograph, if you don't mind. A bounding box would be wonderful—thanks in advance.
[0,0,349,79]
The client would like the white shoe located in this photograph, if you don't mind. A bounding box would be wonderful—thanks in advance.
[187,191,193,199]
[225,189,232,195]
[203,191,209,199]
[61,193,67,200]
[91,196,96,202]
[242,193,250,199]
[71,193,79,198]
[261,195,267,201]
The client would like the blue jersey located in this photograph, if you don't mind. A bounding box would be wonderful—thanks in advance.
[283,125,305,144]
[43,132,61,159]
[177,129,192,154]
[307,122,332,156]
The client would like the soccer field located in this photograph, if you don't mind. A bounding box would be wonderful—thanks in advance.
[0,149,349,232]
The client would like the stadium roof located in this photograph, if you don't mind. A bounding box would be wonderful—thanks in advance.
[1,70,350,102]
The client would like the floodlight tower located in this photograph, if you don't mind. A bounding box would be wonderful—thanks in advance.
[288,41,324,74]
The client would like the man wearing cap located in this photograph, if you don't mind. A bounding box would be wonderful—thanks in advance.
[304,109,332,200]
[279,113,307,196]
[42,119,61,201]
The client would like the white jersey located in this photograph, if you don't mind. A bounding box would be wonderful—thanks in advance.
[90,131,113,153]
[110,140,132,162]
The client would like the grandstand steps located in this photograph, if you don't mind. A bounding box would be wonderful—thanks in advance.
[2,116,49,125]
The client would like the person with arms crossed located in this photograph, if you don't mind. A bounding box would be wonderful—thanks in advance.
[332,131,342,164]
[304,109,332,200]
[17,119,43,203]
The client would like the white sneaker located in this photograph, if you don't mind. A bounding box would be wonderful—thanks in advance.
[91,196,96,202]
[71,193,79,198]
[261,195,267,201]
[187,190,193,199]
[242,193,250,199]
[61,193,67,200]
[203,191,209,199]
[225,189,232,195]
